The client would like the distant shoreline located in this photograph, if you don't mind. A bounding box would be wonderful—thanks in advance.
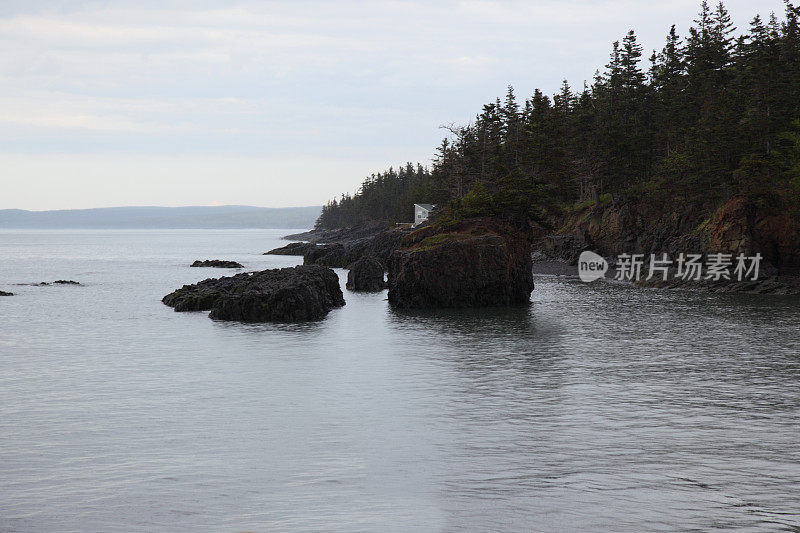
[0,205,322,230]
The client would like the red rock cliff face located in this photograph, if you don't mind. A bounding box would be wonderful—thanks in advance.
[705,196,800,275]
[541,195,800,276]
[387,218,534,309]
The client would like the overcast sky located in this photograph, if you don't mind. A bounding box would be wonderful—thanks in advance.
[0,0,787,210]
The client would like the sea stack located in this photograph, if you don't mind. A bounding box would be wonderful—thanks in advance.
[387,217,534,309]
[346,256,386,291]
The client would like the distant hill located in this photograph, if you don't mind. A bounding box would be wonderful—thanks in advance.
[0,205,321,229]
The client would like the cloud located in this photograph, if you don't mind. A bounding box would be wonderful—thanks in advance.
[0,0,788,209]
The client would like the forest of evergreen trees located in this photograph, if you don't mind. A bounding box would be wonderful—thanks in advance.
[316,1,800,229]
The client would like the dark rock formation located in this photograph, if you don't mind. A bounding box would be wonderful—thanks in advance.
[264,242,318,256]
[190,259,244,268]
[346,256,386,291]
[53,280,80,285]
[304,243,347,267]
[162,265,345,322]
[387,217,534,309]
[0,290,12,296]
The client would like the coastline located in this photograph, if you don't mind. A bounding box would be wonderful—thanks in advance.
[282,225,800,295]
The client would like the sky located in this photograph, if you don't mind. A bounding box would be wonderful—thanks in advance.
[0,0,788,211]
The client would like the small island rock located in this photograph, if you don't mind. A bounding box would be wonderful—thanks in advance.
[190,259,244,268]
[0,290,13,296]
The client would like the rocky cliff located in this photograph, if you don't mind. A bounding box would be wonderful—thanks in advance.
[540,195,800,277]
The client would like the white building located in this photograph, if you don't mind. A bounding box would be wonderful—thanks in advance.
[413,204,435,227]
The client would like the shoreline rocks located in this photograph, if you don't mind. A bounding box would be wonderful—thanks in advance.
[162,265,345,322]
[302,227,411,268]
[636,275,800,294]
[264,242,318,256]
[190,260,244,268]
[388,217,534,309]
[304,243,346,267]
[280,222,412,269]
[0,290,12,296]
[283,221,390,244]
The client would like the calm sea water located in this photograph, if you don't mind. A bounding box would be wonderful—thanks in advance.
[1,229,799,532]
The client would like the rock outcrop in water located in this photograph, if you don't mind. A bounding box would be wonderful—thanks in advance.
[346,256,386,291]
[0,290,12,296]
[387,217,534,309]
[162,265,345,322]
[15,280,82,286]
[190,260,244,268]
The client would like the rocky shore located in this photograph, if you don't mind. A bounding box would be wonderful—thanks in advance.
[273,195,800,303]
[163,265,344,322]
[264,242,317,256]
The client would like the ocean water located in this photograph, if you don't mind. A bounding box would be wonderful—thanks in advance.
[1,229,799,532]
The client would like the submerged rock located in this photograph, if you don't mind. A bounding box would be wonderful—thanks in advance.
[264,242,317,256]
[162,265,345,322]
[0,290,13,296]
[388,217,534,309]
[15,280,81,286]
[346,256,385,291]
[190,259,244,268]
